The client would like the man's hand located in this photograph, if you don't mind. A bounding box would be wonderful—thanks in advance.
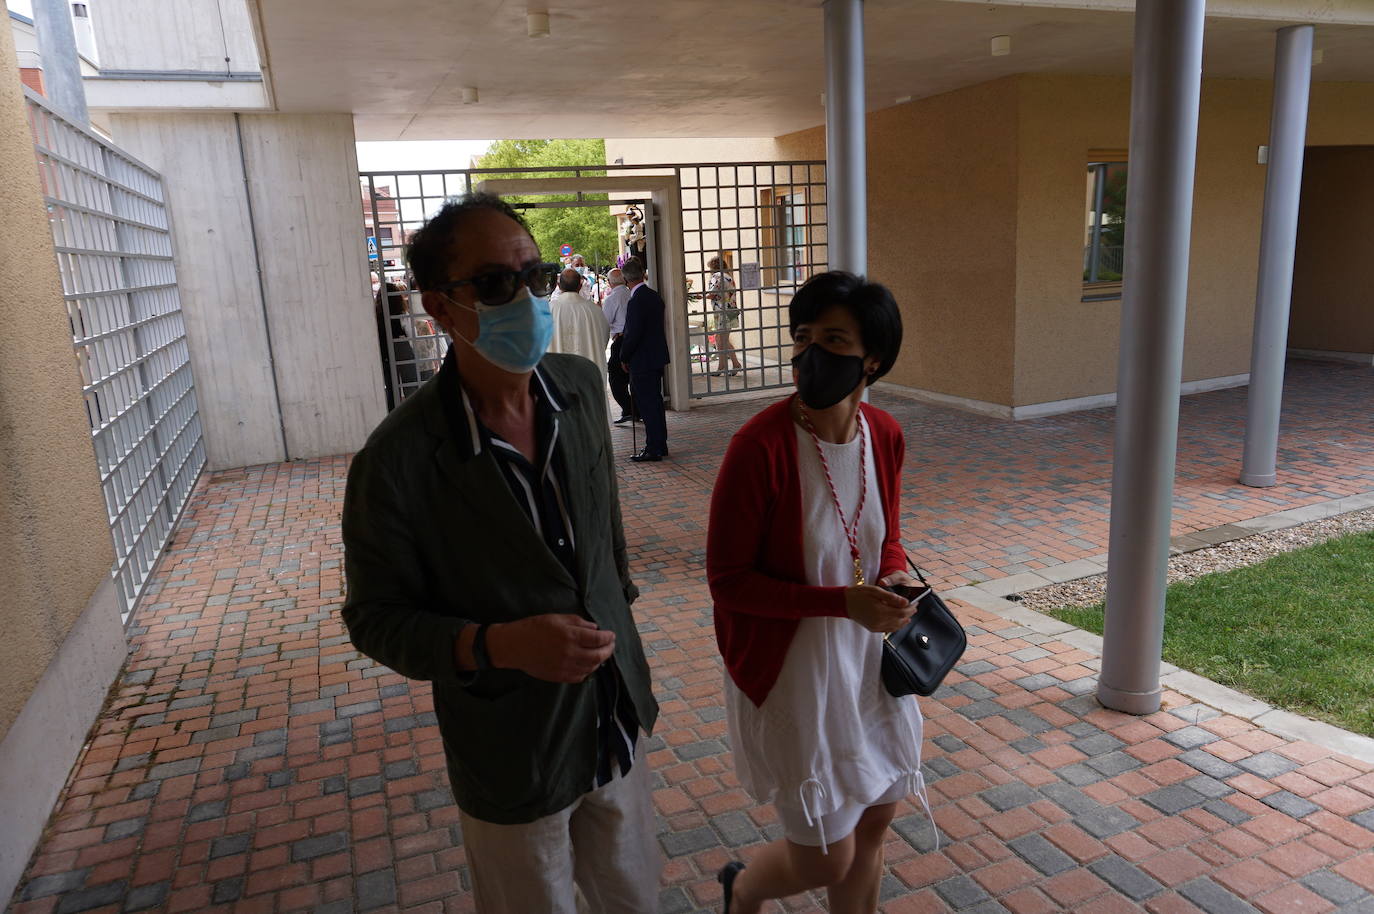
[487,614,615,683]
[845,585,914,634]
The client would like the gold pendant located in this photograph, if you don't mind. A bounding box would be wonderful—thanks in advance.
[853,557,865,586]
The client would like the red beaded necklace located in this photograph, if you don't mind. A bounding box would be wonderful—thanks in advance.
[798,401,867,586]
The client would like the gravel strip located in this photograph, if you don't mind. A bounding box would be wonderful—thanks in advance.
[1018,506,1374,611]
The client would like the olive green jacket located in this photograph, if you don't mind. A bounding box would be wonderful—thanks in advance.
[341,352,658,825]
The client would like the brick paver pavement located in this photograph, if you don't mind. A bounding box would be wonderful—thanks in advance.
[9,359,1374,914]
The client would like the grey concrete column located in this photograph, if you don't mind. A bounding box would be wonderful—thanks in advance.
[1098,0,1206,716]
[823,0,866,275]
[1240,26,1315,488]
[31,0,88,124]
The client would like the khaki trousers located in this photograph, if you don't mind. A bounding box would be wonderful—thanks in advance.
[457,750,662,914]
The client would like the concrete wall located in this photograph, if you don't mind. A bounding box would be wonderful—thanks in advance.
[1290,145,1374,355]
[110,112,386,469]
[0,21,126,900]
[606,137,785,167]
[91,0,261,72]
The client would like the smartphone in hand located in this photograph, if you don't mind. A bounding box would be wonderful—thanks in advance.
[885,583,931,606]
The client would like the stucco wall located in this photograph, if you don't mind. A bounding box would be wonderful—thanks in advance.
[111,112,386,469]
[1012,74,1374,408]
[609,74,1374,411]
[775,79,1020,403]
[1290,145,1374,354]
[0,17,115,748]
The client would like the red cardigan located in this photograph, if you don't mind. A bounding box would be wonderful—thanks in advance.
[707,396,907,707]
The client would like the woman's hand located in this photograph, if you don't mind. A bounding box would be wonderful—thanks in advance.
[844,584,915,634]
[876,571,918,590]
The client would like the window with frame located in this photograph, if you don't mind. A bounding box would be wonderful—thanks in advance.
[1083,159,1128,301]
[760,187,811,287]
[777,192,807,282]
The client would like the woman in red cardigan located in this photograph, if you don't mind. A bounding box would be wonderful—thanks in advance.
[708,272,929,914]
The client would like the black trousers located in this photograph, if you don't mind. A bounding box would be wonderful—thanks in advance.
[607,335,633,419]
[629,369,667,456]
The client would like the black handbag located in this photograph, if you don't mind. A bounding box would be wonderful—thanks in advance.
[880,558,967,697]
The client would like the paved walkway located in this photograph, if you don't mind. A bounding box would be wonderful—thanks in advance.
[8,359,1374,914]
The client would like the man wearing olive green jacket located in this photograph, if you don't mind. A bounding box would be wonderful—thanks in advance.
[342,194,660,914]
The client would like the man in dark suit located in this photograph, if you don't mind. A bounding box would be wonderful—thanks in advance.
[618,256,670,462]
[342,195,660,913]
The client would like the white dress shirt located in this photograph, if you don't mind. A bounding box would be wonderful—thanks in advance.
[602,284,631,335]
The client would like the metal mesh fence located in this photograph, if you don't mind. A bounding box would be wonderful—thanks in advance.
[26,89,205,620]
[679,162,827,395]
[360,160,827,404]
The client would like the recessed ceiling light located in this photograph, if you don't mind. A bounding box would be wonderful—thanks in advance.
[991,35,1011,57]
[527,10,550,39]
[462,86,479,105]
[1312,48,1324,65]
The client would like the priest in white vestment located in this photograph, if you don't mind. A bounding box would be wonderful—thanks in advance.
[549,268,610,366]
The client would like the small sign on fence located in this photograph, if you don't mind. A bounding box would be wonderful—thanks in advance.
[739,262,761,290]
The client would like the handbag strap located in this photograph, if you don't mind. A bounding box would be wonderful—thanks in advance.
[904,552,932,588]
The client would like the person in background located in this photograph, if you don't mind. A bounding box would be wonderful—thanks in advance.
[601,268,634,425]
[619,256,670,461]
[570,254,596,300]
[706,271,929,914]
[550,268,610,366]
[375,281,419,410]
[706,256,743,377]
[342,193,660,914]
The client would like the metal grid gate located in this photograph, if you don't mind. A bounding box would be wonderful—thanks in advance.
[26,89,205,620]
[360,160,827,404]
[678,162,827,396]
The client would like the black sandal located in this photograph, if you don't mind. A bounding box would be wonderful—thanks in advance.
[717,861,745,914]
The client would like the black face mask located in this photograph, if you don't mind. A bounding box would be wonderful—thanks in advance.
[791,343,867,410]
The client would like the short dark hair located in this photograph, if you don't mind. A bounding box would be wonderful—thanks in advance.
[621,256,645,282]
[788,271,903,385]
[406,193,530,291]
[558,268,582,293]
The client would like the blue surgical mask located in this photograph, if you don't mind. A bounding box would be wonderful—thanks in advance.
[446,287,554,374]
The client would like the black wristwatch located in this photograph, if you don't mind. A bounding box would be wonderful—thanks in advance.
[471,623,493,671]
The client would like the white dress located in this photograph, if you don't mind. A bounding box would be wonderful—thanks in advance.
[724,414,927,848]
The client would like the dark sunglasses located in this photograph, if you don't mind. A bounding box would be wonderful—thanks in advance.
[434,262,560,306]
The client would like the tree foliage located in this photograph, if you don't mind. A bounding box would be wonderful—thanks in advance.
[473,139,620,269]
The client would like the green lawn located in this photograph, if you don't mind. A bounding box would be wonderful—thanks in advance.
[1049,531,1374,737]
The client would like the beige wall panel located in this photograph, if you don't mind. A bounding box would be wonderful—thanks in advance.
[109,113,285,470]
[1290,146,1374,353]
[0,24,115,744]
[239,114,385,460]
[775,80,1020,403]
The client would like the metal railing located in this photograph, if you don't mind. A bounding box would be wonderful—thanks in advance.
[26,89,205,620]
[360,159,828,403]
